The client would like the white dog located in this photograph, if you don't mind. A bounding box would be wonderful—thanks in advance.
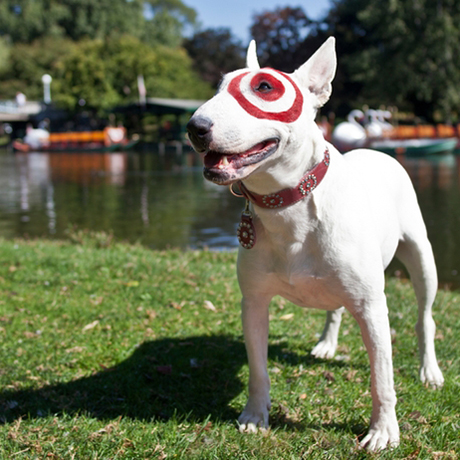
[187,37,444,451]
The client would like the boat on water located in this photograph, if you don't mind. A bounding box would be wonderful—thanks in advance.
[13,127,138,153]
[330,107,460,156]
[370,137,458,157]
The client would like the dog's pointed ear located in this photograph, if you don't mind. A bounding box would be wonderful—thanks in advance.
[246,40,260,70]
[294,37,337,107]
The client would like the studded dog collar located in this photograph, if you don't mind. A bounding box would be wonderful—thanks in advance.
[237,148,330,209]
[233,148,330,249]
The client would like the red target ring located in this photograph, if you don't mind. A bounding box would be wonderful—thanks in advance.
[227,69,303,123]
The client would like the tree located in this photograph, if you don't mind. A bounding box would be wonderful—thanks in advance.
[250,7,316,72]
[248,6,335,113]
[0,0,197,47]
[0,37,76,100]
[0,36,11,74]
[53,36,213,112]
[0,1,209,110]
[183,28,245,88]
[326,0,460,121]
[247,1,460,121]
[144,0,198,48]
[0,0,141,43]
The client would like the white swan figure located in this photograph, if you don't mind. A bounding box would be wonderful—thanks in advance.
[376,109,394,135]
[364,109,384,139]
[331,109,367,152]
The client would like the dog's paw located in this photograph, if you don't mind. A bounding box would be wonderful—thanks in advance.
[420,363,444,389]
[359,416,400,451]
[311,340,337,359]
[238,401,270,433]
[359,426,400,451]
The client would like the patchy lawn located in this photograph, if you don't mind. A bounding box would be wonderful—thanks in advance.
[0,235,458,458]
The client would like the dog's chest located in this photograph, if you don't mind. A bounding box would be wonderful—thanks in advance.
[238,187,362,311]
[267,253,344,310]
[244,231,346,310]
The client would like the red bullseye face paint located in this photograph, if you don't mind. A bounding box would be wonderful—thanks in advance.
[227,69,303,123]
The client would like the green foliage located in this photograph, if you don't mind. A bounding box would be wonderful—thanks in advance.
[65,226,115,248]
[0,238,458,457]
[0,0,196,47]
[52,35,212,111]
[144,0,198,48]
[143,45,213,99]
[0,36,11,74]
[0,37,75,99]
[0,0,211,111]
[144,8,184,48]
[53,38,121,111]
[0,34,212,110]
[0,0,71,43]
[2,0,459,120]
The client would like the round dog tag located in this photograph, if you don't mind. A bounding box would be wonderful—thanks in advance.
[237,212,256,249]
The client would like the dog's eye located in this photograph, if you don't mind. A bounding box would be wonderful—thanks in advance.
[255,81,272,93]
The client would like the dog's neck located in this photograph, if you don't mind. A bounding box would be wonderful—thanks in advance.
[240,127,327,196]
[238,147,330,211]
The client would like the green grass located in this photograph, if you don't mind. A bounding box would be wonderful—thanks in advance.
[0,233,458,459]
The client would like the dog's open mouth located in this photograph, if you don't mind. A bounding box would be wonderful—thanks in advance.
[203,138,279,180]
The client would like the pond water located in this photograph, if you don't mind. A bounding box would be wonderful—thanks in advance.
[0,148,459,289]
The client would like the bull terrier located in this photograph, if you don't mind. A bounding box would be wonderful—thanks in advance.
[186,37,444,451]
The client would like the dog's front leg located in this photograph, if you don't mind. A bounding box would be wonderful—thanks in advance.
[238,295,271,433]
[351,298,400,451]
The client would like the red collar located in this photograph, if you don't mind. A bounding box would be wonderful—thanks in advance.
[237,148,330,209]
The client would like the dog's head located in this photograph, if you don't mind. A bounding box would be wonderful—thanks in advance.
[187,37,337,186]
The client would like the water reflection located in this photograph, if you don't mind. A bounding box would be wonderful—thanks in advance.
[399,154,457,190]
[0,149,459,288]
[0,149,242,250]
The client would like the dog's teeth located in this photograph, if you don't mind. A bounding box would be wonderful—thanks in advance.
[222,156,229,166]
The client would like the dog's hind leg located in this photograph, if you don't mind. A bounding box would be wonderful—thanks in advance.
[395,237,444,388]
[311,306,345,359]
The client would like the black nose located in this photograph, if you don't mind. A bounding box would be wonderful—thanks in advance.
[187,116,213,151]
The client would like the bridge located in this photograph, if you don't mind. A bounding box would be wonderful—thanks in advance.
[0,100,43,122]
[0,100,44,141]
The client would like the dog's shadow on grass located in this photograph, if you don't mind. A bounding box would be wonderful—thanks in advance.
[0,334,352,430]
